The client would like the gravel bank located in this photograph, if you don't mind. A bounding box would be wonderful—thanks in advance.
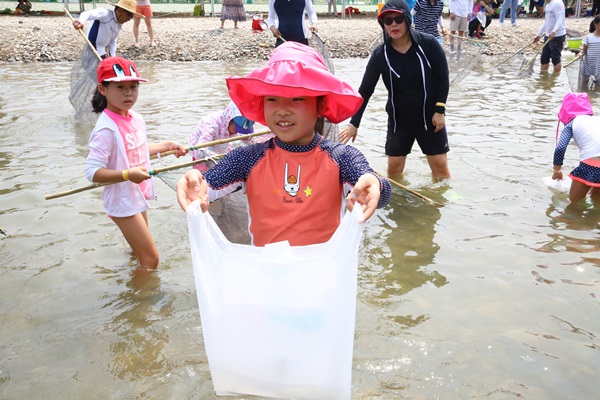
[0,13,593,62]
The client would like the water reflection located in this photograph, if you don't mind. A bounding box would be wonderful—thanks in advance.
[103,266,175,380]
[361,195,447,327]
[540,203,600,254]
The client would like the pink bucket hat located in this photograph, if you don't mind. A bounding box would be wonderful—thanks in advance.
[226,42,363,125]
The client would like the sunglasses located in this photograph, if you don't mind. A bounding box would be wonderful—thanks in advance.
[382,14,405,26]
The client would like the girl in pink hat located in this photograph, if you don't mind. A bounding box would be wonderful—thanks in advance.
[177,42,392,247]
[552,93,600,204]
[86,57,185,270]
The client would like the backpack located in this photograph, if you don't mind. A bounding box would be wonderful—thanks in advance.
[556,92,593,141]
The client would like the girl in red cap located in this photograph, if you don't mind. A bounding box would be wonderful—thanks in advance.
[86,56,185,269]
[177,42,392,247]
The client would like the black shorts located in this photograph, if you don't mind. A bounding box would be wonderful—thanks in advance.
[385,125,449,157]
[540,35,566,65]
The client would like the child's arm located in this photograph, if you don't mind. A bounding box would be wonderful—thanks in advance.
[176,169,209,212]
[93,167,150,184]
[148,141,186,158]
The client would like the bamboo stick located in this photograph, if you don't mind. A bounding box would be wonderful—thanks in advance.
[150,129,271,160]
[376,171,444,206]
[519,39,549,74]
[64,8,103,62]
[563,55,581,69]
[45,154,225,200]
[493,41,536,69]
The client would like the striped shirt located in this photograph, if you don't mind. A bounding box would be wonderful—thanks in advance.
[582,37,600,79]
[412,0,444,38]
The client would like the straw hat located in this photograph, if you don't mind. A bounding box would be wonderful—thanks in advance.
[226,42,363,125]
[106,0,144,18]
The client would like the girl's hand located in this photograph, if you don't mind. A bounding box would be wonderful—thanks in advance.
[552,170,563,180]
[345,173,381,222]
[176,169,209,212]
[310,23,318,33]
[128,167,151,184]
[169,141,186,158]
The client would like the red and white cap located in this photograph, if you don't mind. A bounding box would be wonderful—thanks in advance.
[97,57,148,83]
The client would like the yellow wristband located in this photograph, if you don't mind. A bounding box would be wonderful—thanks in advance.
[435,102,446,107]
[122,169,129,181]
[553,169,561,173]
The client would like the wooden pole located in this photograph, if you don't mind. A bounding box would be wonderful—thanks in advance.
[375,171,444,206]
[45,154,225,200]
[519,39,549,74]
[493,41,535,69]
[150,129,271,159]
[64,8,103,62]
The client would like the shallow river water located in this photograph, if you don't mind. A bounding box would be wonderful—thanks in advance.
[0,56,599,399]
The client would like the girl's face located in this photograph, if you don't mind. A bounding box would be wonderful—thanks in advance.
[382,12,408,40]
[227,120,237,135]
[99,81,139,116]
[263,96,319,146]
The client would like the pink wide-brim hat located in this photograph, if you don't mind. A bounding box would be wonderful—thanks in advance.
[226,42,363,126]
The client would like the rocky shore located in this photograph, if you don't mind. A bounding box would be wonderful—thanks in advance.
[0,13,593,62]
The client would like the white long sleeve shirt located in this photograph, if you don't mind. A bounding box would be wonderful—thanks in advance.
[448,0,473,18]
[78,8,122,57]
[537,0,566,37]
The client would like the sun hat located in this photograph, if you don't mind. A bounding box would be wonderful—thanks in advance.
[232,115,255,134]
[555,92,593,142]
[558,92,593,124]
[97,57,148,83]
[106,0,145,18]
[225,41,363,125]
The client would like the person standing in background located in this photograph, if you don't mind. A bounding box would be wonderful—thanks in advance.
[340,0,451,180]
[411,0,445,46]
[267,0,318,47]
[133,0,154,47]
[498,0,519,27]
[448,0,472,53]
[327,0,338,17]
[533,0,566,74]
[220,0,247,30]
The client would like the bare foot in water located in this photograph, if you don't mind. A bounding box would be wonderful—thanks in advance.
[134,42,140,48]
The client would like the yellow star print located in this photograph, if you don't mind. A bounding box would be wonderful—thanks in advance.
[303,186,312,197]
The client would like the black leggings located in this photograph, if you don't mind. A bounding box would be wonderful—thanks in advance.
[468,17,491,37]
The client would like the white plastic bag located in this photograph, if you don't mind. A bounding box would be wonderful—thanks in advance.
[542,176,572,193]
[186,201,364,399]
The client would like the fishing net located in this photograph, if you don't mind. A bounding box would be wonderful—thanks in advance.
[442,36,485,85]
[309,32,335,74]
[69,46,101,118]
